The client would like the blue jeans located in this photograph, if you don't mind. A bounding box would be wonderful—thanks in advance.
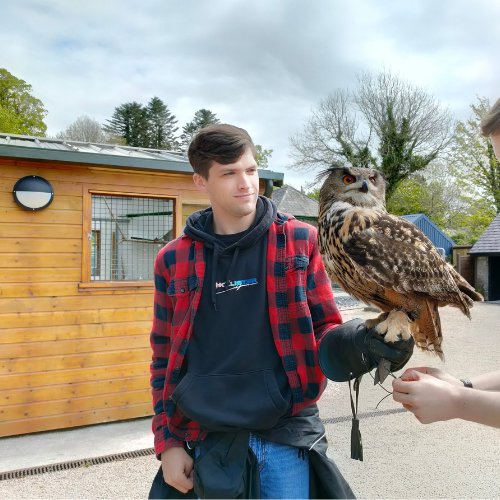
[249,433,309,499]
[195,434,310,499]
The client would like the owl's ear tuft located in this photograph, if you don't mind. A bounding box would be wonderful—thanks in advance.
[316,164,345,183]
[375,170,388,185]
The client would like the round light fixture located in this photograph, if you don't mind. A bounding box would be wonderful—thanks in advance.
[13,175,54,211]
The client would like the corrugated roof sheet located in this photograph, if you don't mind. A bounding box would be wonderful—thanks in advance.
[0,133,189,162]
[399,214,422,224]
[272,186,318,218]
[469,213,500,255]
[401,213,455,255]
[0,132,284,185]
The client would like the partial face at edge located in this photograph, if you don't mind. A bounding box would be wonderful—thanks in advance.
[193,148,259,219]
[491,133,500,161]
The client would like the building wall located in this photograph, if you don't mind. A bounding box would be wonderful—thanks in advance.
[475,256,489,301]
[0,158,220,437]
[452,246,473,267]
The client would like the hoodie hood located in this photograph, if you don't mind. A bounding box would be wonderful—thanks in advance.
[184,196,277,310]
[184,195,277,251]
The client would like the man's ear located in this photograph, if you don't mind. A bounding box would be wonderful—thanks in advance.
[193,173,208,193]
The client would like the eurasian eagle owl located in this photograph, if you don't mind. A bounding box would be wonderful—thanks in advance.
[317,166,483,359]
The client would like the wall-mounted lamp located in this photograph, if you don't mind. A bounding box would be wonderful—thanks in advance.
[13,176,54,211]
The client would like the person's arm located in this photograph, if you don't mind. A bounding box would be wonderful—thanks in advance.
[398,366,500,391]
[150,252,194,492]
[392,370,500,428]
[305,230,343,344]
[471,370,500,391]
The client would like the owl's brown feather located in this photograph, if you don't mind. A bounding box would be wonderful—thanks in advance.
[318,166,483,358]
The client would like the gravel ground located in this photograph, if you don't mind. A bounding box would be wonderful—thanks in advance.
[0,456,157,499]
[1,303,499,499]
[332,295,363,309]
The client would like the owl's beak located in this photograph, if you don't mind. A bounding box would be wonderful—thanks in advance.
[359,180,369,193]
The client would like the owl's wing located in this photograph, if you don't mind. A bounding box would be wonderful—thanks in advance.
[342,213,459,299]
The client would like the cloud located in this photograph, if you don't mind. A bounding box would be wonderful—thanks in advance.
[1,0,499,189]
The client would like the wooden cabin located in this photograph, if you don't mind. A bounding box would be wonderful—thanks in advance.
[0,133,283,437]
[469,213,500,301]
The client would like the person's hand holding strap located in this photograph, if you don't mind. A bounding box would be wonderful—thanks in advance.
[161,446,194,493]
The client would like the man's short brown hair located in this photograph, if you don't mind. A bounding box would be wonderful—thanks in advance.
[188,124,257,179]
[480,97,500,137]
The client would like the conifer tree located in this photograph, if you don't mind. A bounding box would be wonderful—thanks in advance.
[146,96,179,150]
[180,109,220,151]
[104,101,150,147]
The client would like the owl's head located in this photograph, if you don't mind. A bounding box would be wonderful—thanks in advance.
[318,166,387,210]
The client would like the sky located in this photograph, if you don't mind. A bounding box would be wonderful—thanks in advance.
[1,0,499,189]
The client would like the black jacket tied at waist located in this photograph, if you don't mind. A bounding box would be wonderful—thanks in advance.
[149,404,355,499]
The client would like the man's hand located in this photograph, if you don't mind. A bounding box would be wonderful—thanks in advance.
[392,370,461,424]
[161,446,194,493]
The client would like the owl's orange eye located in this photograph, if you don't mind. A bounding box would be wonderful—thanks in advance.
[343,175,356,185]
[369,177,376,185]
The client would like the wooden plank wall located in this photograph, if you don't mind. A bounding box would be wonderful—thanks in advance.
[0,159,212,437]
[456,253,475,288]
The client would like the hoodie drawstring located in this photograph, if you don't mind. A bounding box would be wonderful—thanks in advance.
[226,247,240,285]
[211,244,220,311]
[211,245,241,311]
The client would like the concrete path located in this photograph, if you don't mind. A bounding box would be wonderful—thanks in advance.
[0,418,153,474]
[0,302,499,498]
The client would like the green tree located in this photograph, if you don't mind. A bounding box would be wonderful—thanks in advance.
[386,160,496,245]
[104,101,150,147]
[0,107,23,134]
[146,97,179,150]
[0,68,47,135]
[386,173,450,226]
[179,109,220,151]
[448,198,496,245]
[255,144,273,169]
[290,70,455,199]
[452,96,500,213]
[305,185,320,201]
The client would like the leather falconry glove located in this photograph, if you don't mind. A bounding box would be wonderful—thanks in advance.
[318,318,414,462]
[318,318,415,384]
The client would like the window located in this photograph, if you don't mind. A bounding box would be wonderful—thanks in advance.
[91,230,101,277]
[88,194,174,282]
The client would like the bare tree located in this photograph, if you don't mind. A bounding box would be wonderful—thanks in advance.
[290,89,375,170]
[290,70,456,198]
[56,115,124,144]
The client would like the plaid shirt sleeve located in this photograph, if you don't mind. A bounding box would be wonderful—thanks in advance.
[150,250,185,457]
[306,227,343,344]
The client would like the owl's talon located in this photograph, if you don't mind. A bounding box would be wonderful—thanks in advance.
[364,312,389,330]
[374,310,412,344]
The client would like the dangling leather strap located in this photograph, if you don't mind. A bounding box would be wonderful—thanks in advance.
[348,375,363,461]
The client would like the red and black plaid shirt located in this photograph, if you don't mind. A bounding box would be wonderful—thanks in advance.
[150,212,342,456]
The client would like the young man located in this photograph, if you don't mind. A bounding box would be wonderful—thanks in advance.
[149,124,411,499]
[392,96,500,429]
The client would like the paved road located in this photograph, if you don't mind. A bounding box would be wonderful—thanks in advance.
[1,303,499,499]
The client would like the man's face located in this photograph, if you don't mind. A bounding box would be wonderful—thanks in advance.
[193,148,259,219]
[491,133,500,161]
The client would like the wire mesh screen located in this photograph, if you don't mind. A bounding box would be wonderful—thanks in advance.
[91,195,174,281]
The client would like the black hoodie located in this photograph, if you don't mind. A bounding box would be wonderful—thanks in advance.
[172,196,293,432]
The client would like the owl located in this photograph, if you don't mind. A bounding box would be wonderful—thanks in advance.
[317,166,483,359]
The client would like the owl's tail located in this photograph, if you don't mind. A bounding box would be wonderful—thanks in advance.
[415,300,444,361]
[450,266,484,307]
